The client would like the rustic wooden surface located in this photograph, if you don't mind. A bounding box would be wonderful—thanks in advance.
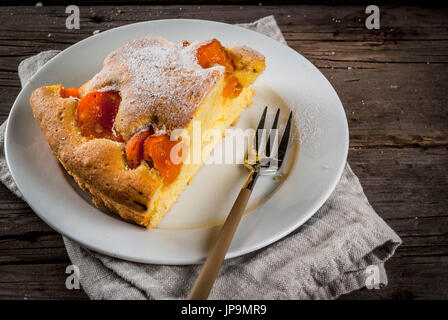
[0,4,447,300]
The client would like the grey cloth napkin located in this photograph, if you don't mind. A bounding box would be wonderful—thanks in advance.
[0,16,401,300]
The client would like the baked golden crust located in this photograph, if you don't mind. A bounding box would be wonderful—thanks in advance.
[30,86,162,225]
[30,36,265,228]
[82,37,223,140]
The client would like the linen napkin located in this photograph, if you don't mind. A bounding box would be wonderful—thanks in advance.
[0,15,401,300]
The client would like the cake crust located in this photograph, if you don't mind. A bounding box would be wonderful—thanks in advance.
[82,37,224,140]
[30,86,162,225]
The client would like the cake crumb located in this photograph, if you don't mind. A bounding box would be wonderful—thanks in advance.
[323,165,330,170]
[274,174,284,181]
[93,30,100,35]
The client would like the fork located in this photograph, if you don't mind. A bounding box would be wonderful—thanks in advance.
[188,107,293,300]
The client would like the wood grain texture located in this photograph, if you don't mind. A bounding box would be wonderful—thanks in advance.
[0,4,447,300]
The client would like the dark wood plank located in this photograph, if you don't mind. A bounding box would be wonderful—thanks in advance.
[0,263,88,300]
[1,5,447,146]
[342,147,448,299]
[0,5,447,299]
[341,256,448,300]
[349,148,448,220]
[3,1,442,5]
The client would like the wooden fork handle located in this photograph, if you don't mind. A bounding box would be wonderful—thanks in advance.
[188,188,252,300]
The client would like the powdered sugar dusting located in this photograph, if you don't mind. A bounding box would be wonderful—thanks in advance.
[97,84,120,92]
[120,39,219,117]
[85,36,223,139]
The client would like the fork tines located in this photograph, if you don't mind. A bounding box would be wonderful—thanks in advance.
[254,107,293,171]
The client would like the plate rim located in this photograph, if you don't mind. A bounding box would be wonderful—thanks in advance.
[5,18,349,265]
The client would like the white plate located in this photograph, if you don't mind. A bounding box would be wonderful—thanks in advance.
[5,19,348,264]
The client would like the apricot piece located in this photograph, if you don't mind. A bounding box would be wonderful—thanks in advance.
[75,90,122,141]
[125,128,153,169]
[196,40,244,98]
[143,135,183,184]
[196,39,234,72]
[60,86,80,99]
[223,74,242,98]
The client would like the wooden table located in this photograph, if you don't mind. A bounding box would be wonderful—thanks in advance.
[0,4,447,300]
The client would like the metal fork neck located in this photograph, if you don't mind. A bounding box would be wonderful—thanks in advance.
[243,169,259,191]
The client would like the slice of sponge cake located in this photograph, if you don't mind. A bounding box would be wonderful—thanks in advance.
[30,36,265,228]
